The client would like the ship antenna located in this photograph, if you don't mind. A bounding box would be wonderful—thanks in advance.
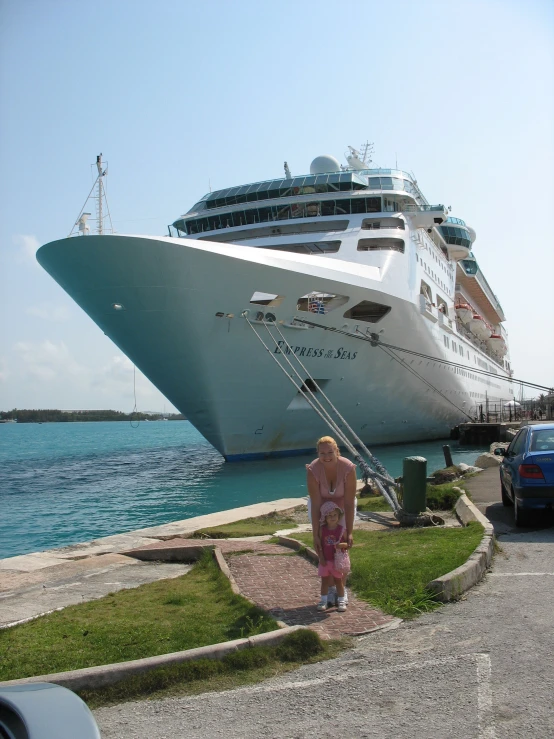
[69,154,114,237]
[359,141,374,166]
[96,155,104,235]
[284,161,292,178]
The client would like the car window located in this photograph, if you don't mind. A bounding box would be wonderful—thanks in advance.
[506,431,521,454]
[530,429,554,452]
[510,429,527,456]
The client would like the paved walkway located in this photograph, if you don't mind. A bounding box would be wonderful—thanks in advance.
[95,466,554,739]
[126,537,396,639]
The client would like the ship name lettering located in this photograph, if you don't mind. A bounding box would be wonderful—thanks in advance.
[273,341,357,360]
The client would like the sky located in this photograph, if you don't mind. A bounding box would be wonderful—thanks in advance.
[1,0,553,413]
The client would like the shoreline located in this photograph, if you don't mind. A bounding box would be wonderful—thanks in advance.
[0,497,306,577]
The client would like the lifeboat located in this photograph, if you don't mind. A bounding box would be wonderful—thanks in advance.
[455,303,473,324]
[487,334,507,357]
[468,313,491,340]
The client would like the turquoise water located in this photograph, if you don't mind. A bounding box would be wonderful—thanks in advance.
[0,421,486,559]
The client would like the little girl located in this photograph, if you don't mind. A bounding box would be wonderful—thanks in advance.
[316,501,350,612]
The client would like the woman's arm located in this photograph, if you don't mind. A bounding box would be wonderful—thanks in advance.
[344,467,357,547]
[307,469,323,556]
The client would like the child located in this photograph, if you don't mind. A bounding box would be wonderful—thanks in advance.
[316,501,350,612]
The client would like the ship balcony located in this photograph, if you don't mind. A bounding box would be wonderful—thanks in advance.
[419,294,438,322]
[438,310,454,332]
[403,204,448,231]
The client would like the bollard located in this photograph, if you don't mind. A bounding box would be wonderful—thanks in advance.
[442,444,453,468]
[402,456,427,514]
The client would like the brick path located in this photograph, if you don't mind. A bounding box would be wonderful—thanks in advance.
[127,537,396,639]
[225,544,395,639]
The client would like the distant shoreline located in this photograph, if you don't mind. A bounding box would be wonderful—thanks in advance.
[0,410,186,424]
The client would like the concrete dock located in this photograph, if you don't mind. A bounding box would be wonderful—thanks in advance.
[0,498,304,628]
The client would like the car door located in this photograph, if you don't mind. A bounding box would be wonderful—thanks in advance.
[502,428,528,490]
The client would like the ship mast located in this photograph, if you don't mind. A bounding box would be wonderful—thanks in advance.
[69,154,114,236]
[96,155,104,235]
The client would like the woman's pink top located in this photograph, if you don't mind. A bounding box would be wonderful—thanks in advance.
[306,456,356,511]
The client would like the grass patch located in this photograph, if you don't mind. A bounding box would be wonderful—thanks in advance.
[357,496,393,513]
[0,551,278,682]
[193,510,300,538]
[358,481,466,515]
[425,482,465,511]
[291,522,483,619]
[77,632,348,708]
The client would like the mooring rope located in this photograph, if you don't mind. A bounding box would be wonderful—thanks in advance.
[242,312,401,514]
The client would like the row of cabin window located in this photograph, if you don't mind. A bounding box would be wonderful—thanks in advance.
[244,237,405,254]
[197,175,417,210]
[176,197,406,235]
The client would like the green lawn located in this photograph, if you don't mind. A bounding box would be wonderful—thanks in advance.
[358,481,466,514]
[357,496,392,512]
[0,551,278,682]
[192,510,301,538]
[291,522,483,618]
[78,630,345,708]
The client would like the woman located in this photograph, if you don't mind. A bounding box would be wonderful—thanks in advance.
[306,436,357,603]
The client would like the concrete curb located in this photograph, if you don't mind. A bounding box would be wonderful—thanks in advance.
[0,625,306,691]
[0,543,302,691]
[426,492,495,602]
[277,535,319,565]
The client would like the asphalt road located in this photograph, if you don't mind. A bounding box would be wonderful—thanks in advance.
[94,470,554,739]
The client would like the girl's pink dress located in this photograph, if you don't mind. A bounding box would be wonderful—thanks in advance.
[318,524,348,578]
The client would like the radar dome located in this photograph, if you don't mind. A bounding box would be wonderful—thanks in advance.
[310,155,341,175]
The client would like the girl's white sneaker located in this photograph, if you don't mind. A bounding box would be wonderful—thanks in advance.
[337,597,347,612]
[317,597,328,612]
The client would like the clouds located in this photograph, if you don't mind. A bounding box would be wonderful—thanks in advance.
[14,339,84,382]
[0,339,173,412]
[12,234,40,265]
[25,302,70,322]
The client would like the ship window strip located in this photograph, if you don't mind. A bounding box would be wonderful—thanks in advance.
[177,198,382,235]
[195,220,349,242]
[357,238,405,253]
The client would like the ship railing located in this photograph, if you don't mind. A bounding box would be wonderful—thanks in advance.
[401,204,446,213]
[470,400,552,424]
[454,319,507,370]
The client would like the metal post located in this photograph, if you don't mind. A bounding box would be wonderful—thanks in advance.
[402,456,427,515]
[442,444,453,468]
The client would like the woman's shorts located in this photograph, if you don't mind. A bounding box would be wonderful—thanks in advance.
[318,560,344,579]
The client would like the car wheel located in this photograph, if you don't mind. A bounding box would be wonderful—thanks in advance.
[501,478,513,507]
[514,495,531,527]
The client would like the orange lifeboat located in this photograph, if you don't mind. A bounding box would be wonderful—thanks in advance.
[455,302,473,324]
[468,313,491,340]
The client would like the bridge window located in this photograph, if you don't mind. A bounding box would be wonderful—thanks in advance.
[256,240,341,254]
[175,197,382,235]
[357,238,405,253]
[362,217,405,230]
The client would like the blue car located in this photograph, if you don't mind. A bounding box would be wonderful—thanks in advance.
[496,423,554,527]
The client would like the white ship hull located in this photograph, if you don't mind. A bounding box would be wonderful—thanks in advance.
[37,232,510,459]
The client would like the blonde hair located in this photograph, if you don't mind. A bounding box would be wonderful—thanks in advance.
[316,436,339,453]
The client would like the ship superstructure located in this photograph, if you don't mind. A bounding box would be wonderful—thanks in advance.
[37,148,513,459]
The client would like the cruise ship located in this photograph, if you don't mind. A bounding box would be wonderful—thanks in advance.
[37,147,513,460]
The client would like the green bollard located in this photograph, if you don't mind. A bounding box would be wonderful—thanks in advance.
[402,456,427,514]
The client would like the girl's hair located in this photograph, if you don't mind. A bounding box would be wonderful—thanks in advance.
[316,436,339,453]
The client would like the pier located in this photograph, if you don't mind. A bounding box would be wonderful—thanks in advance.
[455,417,553,446]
